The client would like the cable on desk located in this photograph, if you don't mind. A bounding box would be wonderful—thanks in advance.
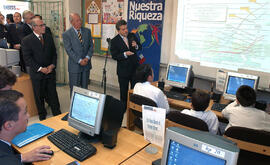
[118,143,151,165]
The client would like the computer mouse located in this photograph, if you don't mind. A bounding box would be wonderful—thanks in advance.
[41,150,54,156]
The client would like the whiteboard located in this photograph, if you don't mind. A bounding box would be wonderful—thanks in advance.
[168,0,270,89]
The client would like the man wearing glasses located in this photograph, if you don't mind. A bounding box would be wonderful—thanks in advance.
[21,17,61,121]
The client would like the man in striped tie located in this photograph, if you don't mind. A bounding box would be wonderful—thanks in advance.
[62,13,94,96]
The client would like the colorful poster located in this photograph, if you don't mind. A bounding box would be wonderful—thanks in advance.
[102,0,124,24]
[127,0,165,81]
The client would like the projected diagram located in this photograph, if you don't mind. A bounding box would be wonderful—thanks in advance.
[175,0,270,72]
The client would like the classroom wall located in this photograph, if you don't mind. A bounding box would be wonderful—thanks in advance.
[90,0,173,87]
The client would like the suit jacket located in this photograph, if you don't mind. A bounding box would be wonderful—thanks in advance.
[6,23,23,48]
[0,140,22,165]
[62,27,93,73]
[21,33,57,80]
[110,33,142,78]
[18,23,33,42]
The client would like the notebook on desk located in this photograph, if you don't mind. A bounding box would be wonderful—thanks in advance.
[12,123,54,148]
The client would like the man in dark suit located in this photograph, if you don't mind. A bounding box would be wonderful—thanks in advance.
[62,13,93,96]
[19,10,34,41]
[0,90,53,164]
[110,20,142,108]
[6,12,23,49]
[21,17,61,120]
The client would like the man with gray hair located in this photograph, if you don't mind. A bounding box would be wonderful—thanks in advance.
[62,13,93,96]
[21,17,61,120]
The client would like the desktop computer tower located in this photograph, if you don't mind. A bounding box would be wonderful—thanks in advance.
[101,95,125,148]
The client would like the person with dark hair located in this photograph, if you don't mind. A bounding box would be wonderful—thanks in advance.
[6,14,14,24]
[181,90,219,134]
[33,14,52,35]
[133,64,169,113]
[0,90,53,164]
[0,13,8,48]
[21,17,61,120]
[110,19,142,108]
[222,85,270,131]
[0,66,16,90]
[6,12,23,50]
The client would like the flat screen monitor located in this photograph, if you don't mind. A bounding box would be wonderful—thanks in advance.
[223,72,259,100]
[165,63,192,89]
[161,127,239,165]
[68,86,106,136]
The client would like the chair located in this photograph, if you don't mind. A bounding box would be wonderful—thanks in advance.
[166,110,209,132]
[224,126,270,165]
[127,94,157,130]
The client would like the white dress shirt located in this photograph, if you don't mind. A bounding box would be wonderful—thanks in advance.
[222,101,270,131]
[133,82,170,114]
[181,109,219,134]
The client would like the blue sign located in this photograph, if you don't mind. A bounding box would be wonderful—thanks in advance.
[127,0,165,81]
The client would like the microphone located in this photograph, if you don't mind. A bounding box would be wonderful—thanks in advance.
[106,38,111,43]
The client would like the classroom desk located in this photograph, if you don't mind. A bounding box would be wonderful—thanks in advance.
[12,73,38,117]
[121,144,163,165]
[13,113,149,165]
[127,86,230,130]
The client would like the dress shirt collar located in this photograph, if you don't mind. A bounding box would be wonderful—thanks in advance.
[142,81,151,85]
[26,23,32,29]
[0,139,11,146]
[73,27,81,34]
[33,31,41,39]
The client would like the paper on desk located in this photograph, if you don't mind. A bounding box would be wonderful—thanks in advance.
[142,105,166,147]
[216,70,227,92]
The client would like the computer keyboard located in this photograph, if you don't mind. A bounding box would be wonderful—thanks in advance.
[211,103,228,112]
[47,129,97,161]
[164,91,187,101]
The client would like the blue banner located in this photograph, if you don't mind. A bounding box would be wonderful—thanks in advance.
[127,0,165,81]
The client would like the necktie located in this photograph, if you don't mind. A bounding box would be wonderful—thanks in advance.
[77,30,83,43]
[39,35,44,46]
[123,37,129,48]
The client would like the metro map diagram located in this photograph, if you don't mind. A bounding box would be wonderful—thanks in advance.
[175,0,270,72]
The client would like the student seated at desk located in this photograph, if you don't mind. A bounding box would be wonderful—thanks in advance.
[181,91,219,134]
[0,66,16,90]
[222,85,270,132]
[133,64,170,114]
[0,90,53,164]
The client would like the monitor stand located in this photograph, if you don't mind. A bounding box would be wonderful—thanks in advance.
[78,132,101,144]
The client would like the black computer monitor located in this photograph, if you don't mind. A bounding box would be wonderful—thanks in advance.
[223,72,259,100]
[68,86,106,137]
[165,63,193,89]
[161,127,239,165]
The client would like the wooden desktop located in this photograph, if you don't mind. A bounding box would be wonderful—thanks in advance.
[127,83,230,130]
[13,113,149,165]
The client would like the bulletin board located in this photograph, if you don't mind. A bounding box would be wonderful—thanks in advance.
[83,0,124,54]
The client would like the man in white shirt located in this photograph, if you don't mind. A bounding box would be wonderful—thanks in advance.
[222,85,270,131]
[133,64,170,113]
[181,90,219,134]
[0,90,53,164]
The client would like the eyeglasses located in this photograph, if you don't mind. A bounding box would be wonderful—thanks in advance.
[35,24,46,27]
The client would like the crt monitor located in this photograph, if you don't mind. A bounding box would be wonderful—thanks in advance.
[165,63,193,89]
[161,127,239,165]
[223,72,259,100]
[68,86,106,137]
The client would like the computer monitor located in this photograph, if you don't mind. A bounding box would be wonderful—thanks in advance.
[68,86,106,137]
[165,63,193,89]
[223,72,259,100]
[161,127,239,165]
[0,48,19,67]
